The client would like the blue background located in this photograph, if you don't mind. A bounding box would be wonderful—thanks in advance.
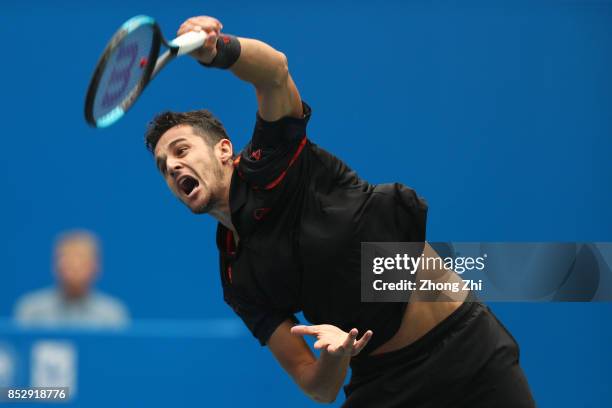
[1,0,611,406]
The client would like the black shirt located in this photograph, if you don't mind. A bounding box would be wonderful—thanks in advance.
[216,102,428,355]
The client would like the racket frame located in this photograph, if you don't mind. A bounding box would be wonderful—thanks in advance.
[85,15,162,128]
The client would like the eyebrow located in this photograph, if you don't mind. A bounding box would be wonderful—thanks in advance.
[168,138,187,149]
[155,138,188,173]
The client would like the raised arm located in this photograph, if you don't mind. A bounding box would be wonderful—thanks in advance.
[177,16,303,122]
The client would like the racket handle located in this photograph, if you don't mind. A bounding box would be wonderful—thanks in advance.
[169,31,207,56]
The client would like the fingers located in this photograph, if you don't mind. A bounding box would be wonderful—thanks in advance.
[352,330,374,356]
[175,16,223,62]
[290,325,320,337]
[203,30,217,49]
[326,328,356,355]
[177,16,223,37]
[342,328,358,350]
[292,325,372,357]
[313,339,328,350]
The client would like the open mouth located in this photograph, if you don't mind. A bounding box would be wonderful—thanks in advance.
[178,175,199,197]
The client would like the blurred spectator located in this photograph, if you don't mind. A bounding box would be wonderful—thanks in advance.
[14,230,129,328]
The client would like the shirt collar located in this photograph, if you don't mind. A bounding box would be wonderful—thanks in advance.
[229,163,248,217]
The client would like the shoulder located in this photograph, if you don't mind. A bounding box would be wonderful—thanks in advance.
[236,102,312,190]
[14,287,60,322]
[251,101,312,147]
[15,287,57,311]
[306,141,364,188]
[90,292,130,322]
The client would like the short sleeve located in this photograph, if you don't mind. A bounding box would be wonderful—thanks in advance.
[236,102,311,189]
[222,283,298,346]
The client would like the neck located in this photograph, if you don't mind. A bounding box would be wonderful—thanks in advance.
[209,205,234,232]
[61,286,89,301]
[209,165,237,234]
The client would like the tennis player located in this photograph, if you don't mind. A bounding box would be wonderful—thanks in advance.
[145,15,535,407]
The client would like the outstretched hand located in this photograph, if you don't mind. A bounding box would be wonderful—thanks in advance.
[291,324,373,357]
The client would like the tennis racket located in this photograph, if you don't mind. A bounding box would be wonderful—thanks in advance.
[84,15,206,128]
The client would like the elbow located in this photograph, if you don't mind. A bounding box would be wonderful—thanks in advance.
[316,395,339,404]
[304,386,340,404]
[309,392,338,404]
[269,51,289,87]
[293,360,342,404]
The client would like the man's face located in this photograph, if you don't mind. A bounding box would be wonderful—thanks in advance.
[154,125,227,214]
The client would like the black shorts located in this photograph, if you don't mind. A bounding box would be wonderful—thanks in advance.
[343,301,536,408]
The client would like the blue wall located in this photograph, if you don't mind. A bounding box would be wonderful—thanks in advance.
[1,0,611,406]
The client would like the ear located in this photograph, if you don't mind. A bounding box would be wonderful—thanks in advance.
[216,139,234,165]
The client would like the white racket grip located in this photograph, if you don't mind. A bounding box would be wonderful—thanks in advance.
[170,31,207,56]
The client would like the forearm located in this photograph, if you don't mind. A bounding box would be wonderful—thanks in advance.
[177,17,289,89]
[295,351,351,403]
[270,321,372,404]
[229,37,289,89]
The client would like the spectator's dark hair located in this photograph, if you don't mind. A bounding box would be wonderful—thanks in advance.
[145,110,230,153]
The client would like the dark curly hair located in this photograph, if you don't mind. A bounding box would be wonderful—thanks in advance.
[144,109,230,153]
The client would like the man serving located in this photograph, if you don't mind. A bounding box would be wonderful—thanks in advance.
[145,15,535,407]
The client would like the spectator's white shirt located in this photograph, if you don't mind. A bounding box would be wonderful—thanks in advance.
[14,288,129,328]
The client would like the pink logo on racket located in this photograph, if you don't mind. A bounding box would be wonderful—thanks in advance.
[101,42,139,109]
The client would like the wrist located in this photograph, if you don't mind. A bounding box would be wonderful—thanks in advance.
[195,49,217,65]
[199,34,241,69]
[320,347,352,360]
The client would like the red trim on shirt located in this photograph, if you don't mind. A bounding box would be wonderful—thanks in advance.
[253,207,272,220]
[251,149,262,161]
[225,230,236,256]
[264,136,307,190]
[225,230,236,284]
